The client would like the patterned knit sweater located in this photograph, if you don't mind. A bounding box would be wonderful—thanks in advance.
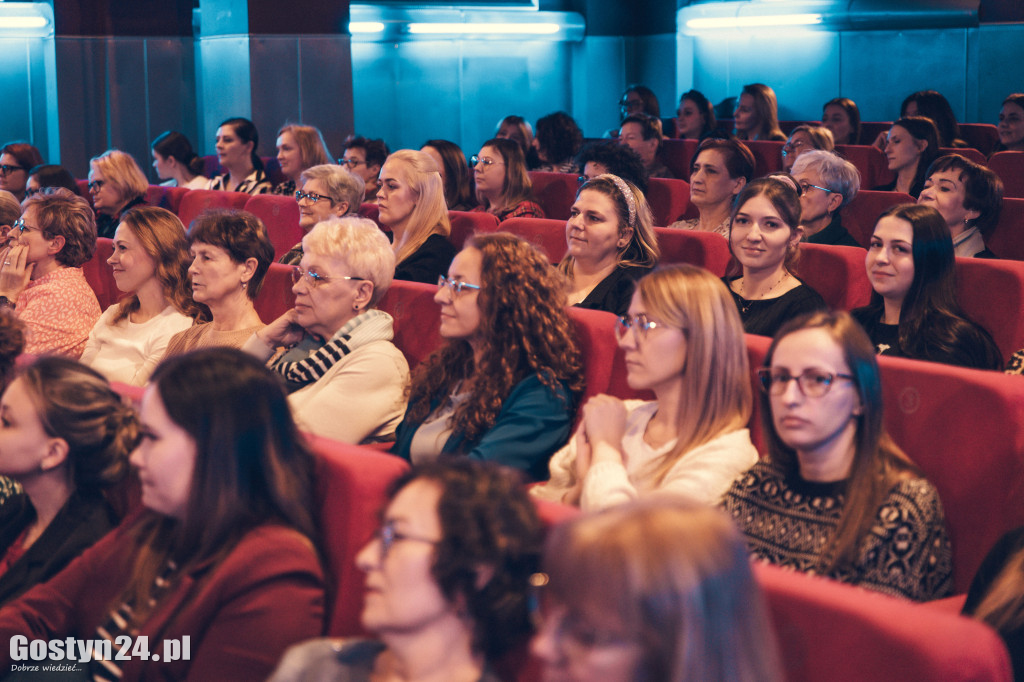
[721,458,953,601]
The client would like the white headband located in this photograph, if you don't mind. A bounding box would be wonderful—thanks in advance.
[596,173,637,228]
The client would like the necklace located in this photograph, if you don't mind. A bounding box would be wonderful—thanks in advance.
[738,271,789,313]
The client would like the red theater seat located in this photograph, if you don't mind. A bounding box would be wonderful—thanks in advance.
[378,279,442,370]
[83,238,122,311]
[658,138,700,180]
[987,197,1024,262]
[840,190,914,247]
[654,226,732,276]
[501,217,567,263]
[244,194,303,260]
[743,140,785,177]
[959,123,1000,157]
[988,152,1024,199]
[834,144,892,190]
[860,121,894,144]
[448,210,499,250]
[940,147,987,165]
[176,189,250,230]
[956,256,1024,363]
[358,202,380,224]
[144,185,189,215]
[565,307,621,415]
[796,243,872,311]
[646,177,690,226]
[253,262,296,323]
[528,171,577,221]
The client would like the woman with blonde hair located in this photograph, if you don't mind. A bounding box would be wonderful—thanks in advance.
[88,149,149,239]
[80,207,199,386]
[733,83,787,142]
[559,174,659,317]
[472,138,545,222]
[273,123,332,196]
[377,149,457,283]
[532,498,784,682]
[781,125,834,172]
[965,527,1024,679]
[535,265,757,509]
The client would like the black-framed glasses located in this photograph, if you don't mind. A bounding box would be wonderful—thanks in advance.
[0,164,27,176]
[797,181,837,195]
[11,218,40,236]
[374,519,440,560]
[87,180,105,192]
[757,368,855,398]
[338,158,364,168]
[291,266,365,289]
[294,189,333,204]
[437,275,482,296]
[470,156,503,168]
[614,314,679,342]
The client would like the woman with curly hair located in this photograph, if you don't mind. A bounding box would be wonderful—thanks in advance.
[80,207,200,386]
[391,232,584,481]
[271,459,542,682]
[472,138,545,222]
[533,111,584,173]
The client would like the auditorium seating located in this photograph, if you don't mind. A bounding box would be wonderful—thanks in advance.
[646,177,691,226]
[796,243,872,311]
[956,256,1024,363]
[658,138,699,180]
[861,122,894,144]
[378,279,442,370]
[959,123,1000,157]
[448,210,499,250]
[939,147,987,165]
[253,262,296,323]
[987,152,1024,199]
[743,140,785,177]
[82,237,122,311]
[840,189,914,247]
[144,185,189,215]
[501,218,567,262]
[834,144,893,189]
[987,197,1024,261]
[176,189,250,229]
[244,194,303,261]
[654,226,732,276]
[358,202,380,223]
[528,171,577,220]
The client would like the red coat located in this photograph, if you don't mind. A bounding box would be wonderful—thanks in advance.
[0,516,325,680]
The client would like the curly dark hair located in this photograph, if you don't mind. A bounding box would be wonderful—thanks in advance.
[535,111,583,167]
[385,459,542,661]
[406,232,584,446]
[575,141,649,193]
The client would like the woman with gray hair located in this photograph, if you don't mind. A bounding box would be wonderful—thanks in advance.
[790,150,862,247]
[280,164,366,265]
[244,216,410,443]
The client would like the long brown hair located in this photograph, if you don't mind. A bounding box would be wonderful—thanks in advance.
[972,548,1024,631]
[406,233,584,446]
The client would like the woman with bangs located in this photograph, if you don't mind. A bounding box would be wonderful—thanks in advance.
[535,265,758,510]
[273,124,333,197]
[391,233,584,482]
[88,150,149,239]
[377,149,457,284]
[80,207,199,386]
[723,310,952,601]
[559,174,659,317]
[472,138,545,222]
[917,154,1002,259]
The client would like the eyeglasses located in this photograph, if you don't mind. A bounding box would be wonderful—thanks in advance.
[11,218,40,236]
[757,368,855,398]
[529,573,637,653]
[0,165,27,177]
[374,519,440,560]
[619,97,643,110]
[437,275,482,296]
[470,156,503,169]
[294,189,333,204]
[797,182,837,195]
[291,266,365,289]
[781,139,809,156]
[338,158,364,168]
[614,314,679,342]
[24,187,40,199]
[87,180,105,192]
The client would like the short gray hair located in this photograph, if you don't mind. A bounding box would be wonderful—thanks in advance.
[791,150,861,207]
[302,216,395,307]
[300,164,365,213]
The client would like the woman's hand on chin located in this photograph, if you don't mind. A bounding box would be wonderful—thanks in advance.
[0,244,35,301]
[258,308,305,348]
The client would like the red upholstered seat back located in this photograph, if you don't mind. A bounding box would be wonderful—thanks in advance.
[448,210,499,250]
[244,194,302,261]
[527,171,577,220]
[253,262,296,323]
[378,279,442,370]
[82,238,123,311]
[658,138,700,180]
[959,123,1000,156]
[987,197,1024,262]
[796,243,872,311]
[646,177,690,226]
[743,140,785,177]
[839,189,914,247]
[955,256,1024,363]
[988,152,1024,199]
[834,144,893,190]
[501,218,568,263]
[654,226,732,276]
[144,185,189,215]
[176,189,250,230]
[940,147,987,165]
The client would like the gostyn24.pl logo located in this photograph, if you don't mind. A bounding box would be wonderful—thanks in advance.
[10,635,191,664]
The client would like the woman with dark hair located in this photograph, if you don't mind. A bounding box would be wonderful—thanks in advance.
[725,176,826,337]
[0,188,101,358]
[852,203,1002,369]
[151,130,208,190]
[0,348,324,679]
[874,117,940,198]
[559,174,659,316]
[901,90,966,148]
[80,207,199,385]
[495,115,535,157]
[472,138,545,222]
[723,310,952,601]
[533,111,583,173]
[391,233,584,481]
[89,149,150,239]
[822,97,862,146]
[0,357,137,606]
[533,498,783,681]
[341,135,390,202]
[25,165,79,198]
[576,141,649,192]
[675,89,717,140]
[0,142,44,202]
[271,459,541,682]
[163,209,274,355]
[208,117,271,194]
[733,83,787,142]
[620,84,661,121]
[668,138,754,237]
[996,93,1024,153]
[274,124,332,196]
[421,139,475,211]
[918,154,1002,258]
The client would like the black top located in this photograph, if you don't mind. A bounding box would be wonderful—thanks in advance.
[805,213,863,248]
[724,279,828,338]
[394,233,457,284]
[963,526,1024,682]
[95,195,146,240]
[873,177,925,199]
[574,264,652,317]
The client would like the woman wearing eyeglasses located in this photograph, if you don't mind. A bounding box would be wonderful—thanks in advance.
[472,138,545,222]
[88,149,149,239]
[341,136,389,202]
[270,459,540,682]
[163,209,274,356]
[722,310,953,601]
[780,125,834,173]
[244,217,409,444]
[281,164,364,266]
[273,124,332,197]
[0,142,44,202]
[391,233,583,482]
[534,266,757,510]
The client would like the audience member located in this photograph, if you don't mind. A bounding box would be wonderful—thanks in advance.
[619,114,674,178]
[918,154,1002,258]
[723,310,953,601]
[781,125,834,172]
[0,142,44,202]
[80,207,197,386]
[0,188,100,358]
[88,149,149,239]
[391,233,583,481]
[341,135,389,202]
[619,84,661,121]
[421,139,476,211]
[790,150,862,247]
[0,312,23,393]
[532,498,784,682]
[25,165,79,198]
[901,90,966,148]
[535,265,757,510]
[575,141,649,193]
[0,348,324,679]
[495,114,535,159]
[378,149,457,283]
[874,116,940,198]
[472,138,545,222]
[963,525,1024,680]
[0,357,137,605]
[669,138,754,237]
[852,203,1002,369]
[822,97,862,146]
[675,89,718,140]
[0,191,19,248]
[273,124,332,196]
[150,130,208,190]
[271,460,541,682]
[245,217,409,444]
[533,111,583,173]
[164,209,273,355]
[559,174,659,316]
[733,83,786,142]
[207,117,271,194]
[996,93,1024,153]
[281,163,364,266]
[724,176,827,337]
